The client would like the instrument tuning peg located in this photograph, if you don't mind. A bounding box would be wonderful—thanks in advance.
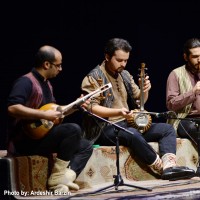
[97,78,103,87]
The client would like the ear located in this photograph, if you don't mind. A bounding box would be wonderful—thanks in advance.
[183,53,188,61]
[105,54,110,61]
[44,61,50,70]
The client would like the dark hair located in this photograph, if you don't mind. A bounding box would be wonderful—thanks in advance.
[183,38,200,56]
[104,38,132,57]
[34,46,57,67]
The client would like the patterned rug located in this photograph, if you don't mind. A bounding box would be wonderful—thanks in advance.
[63,177,200,200]
[4,177,200,199]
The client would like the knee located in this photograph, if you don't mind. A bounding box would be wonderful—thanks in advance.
[71,123,82,133]
[128,128,142,139]
[68,123,82,139]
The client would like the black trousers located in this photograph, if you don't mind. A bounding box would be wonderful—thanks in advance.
[14,123,93,176]
[177,119,199,145]
[96,121,176,165]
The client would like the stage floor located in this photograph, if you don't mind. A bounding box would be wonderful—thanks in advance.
[9,177,200,200]
[68,177,200,200]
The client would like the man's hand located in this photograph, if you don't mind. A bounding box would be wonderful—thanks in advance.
[139,76,151,92]
[79,94,91,111]
[193,81,200,95]
[42,109,63,121]
[119,108,135,120]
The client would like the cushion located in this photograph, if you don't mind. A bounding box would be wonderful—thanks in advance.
[11,139,198,191]
[76,138,198,188]
[14,155,49,192]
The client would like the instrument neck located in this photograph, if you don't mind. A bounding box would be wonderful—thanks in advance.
[140,77,145,111]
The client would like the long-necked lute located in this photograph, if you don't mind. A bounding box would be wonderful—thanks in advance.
[127,63,152,133]
[24,83,112,139]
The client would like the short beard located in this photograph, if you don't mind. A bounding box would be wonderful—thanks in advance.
[186,62,200,74]
[117,67,124,73]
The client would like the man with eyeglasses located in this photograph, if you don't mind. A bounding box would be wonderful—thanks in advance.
[49,61,62,69]
[7,45,93,194]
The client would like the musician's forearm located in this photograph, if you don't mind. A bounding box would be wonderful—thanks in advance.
[88,105,123,118]
[8,104,45,120]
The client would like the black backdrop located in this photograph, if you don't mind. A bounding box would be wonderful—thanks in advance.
[1,0,200,149]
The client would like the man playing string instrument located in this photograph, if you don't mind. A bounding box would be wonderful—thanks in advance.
[166,38,200,143]
[81,38,194,180]
[7,45,93,194]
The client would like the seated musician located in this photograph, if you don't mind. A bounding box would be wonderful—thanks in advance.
[166,38,200,144]
[81,38,195,180]
[7,45,93,194]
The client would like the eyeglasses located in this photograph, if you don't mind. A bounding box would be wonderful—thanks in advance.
[49,62,62,69]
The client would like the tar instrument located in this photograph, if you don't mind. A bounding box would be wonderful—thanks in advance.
[127,63,152,133]
[24,83,112,139]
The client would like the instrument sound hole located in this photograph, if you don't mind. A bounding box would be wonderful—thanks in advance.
[135,114,149,127]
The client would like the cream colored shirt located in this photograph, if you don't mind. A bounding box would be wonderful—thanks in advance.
[81,62,140,122]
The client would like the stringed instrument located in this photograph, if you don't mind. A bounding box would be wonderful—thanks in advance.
[23,83,112,139]
[127,63,152,133]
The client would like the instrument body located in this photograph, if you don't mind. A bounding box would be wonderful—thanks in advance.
[24,103,62,139]
[24,83,112,139]
[127,63,152,133]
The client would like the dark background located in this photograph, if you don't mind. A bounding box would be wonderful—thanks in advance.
[0,0,200,149]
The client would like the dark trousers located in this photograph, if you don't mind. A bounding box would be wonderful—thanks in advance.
[14,123,93,176]
[177,119,199,145]
[96,121,176,165]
